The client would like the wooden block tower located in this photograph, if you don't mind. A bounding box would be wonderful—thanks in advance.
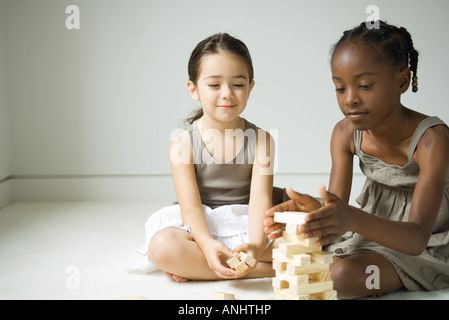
[272,212,337,300]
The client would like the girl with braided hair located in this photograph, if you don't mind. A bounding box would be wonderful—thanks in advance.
[265,21,449,298]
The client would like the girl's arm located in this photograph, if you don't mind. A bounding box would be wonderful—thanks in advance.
[169,130,238,278]
[353,124,449,254]
[297,119,355,245]
[247,128,275,261]
[328,119,355,202]
[302,124,449,255]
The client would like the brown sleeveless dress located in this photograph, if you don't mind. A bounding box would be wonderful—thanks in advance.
[327,116,449,291]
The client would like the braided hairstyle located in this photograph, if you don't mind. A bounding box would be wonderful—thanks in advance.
[331,20,419,92]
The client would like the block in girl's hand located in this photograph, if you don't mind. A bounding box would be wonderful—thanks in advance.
[237,251,256,267]
[274,212,307,225]
[226,251,257,274]
[226,256,241,269]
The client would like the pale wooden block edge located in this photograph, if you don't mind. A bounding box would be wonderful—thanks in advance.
[226,256,240,269]
[274,212,307,225]
[211,292,235,300]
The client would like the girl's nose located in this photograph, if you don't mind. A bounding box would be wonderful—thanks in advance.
[221,84,234,100]
[344,88,359,107]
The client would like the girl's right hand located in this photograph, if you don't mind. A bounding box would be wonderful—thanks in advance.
[264,187,323,240]
[202,239,239,279]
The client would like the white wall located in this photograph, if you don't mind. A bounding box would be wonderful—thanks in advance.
[2,0,449,202]
[0,0,13,208]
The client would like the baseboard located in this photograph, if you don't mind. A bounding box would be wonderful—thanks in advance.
[11,175,177,203]
[9,173,365,204]
[0,178,13,209]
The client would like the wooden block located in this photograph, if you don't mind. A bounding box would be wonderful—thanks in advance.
[273,288,310,300]
[275,270,309,286]
[272,259,286,271]
[310,251,333,264]
[309,271,332,282]
[278,242,321,256]
[272,277,289,290]
[278,243,309,255]
[282,231,321,247]
[274,212,307,225]
[273,248,291,262]
[285,223,299,234]
[234,260,249,274]
[237,251,256,267]
[273,249,313,267]
[292,253,311,266]
[289,280,334,295]
[226,256,240,269]
[310,290,337,300]
[286,262,330,275]
[211,292,235,300]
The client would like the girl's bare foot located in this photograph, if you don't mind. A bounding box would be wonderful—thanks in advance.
[165,272,190,283]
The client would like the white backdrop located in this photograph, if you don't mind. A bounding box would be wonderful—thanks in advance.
[1,0,448,202]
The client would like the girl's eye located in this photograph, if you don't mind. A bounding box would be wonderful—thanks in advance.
[335,88,345,94]
[208,84,220,88]
[233,83,245,88]
[359,84,373,90]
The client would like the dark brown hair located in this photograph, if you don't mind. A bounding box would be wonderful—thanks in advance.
[186,33,254,124]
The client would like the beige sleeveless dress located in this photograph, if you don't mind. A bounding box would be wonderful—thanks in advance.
[327,116,449,291]
[132,119,258,273]
[189,119,256,208]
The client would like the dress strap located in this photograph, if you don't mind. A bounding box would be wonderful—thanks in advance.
[353,128,362,152]
[187,120,204,165]
[407,116,447,162]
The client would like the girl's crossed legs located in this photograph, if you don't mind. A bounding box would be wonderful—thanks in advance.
[148,227,275,283]
[149,226,403,299]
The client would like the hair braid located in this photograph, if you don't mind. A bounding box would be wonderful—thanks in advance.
[332,20,420,93]
[399,27,419,92]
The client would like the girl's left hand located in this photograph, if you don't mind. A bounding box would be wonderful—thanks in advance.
[232,243,258,277]
[201,239,240,279]
[299,185,354,246]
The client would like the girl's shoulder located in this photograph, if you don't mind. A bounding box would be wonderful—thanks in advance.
[416,119,449,152]
[333,117,354,134]
[331,118,356,155]
[413,116,449,168]
[169,128,193,165]
[411,113,449,146]
[170,128,191,146]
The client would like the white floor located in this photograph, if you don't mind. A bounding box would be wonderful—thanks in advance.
[0,201,448,300]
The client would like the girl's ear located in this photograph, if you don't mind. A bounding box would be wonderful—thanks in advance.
[398,68,411,94]
[248,80,255,97]
[187,80,200,101]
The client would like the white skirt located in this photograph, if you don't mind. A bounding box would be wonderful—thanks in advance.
[127,204,251,274]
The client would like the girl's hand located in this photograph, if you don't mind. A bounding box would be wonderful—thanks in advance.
[299,185,354,246]
[264,187,323,240]
[201,239,239,279]
[232,243,259,278]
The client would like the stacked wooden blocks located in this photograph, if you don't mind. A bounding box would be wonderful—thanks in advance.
[272,212,337,300]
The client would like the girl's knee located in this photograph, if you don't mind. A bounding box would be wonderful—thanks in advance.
[330,254,402,299]
[330,258,370,299]
[148,228,182,269]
